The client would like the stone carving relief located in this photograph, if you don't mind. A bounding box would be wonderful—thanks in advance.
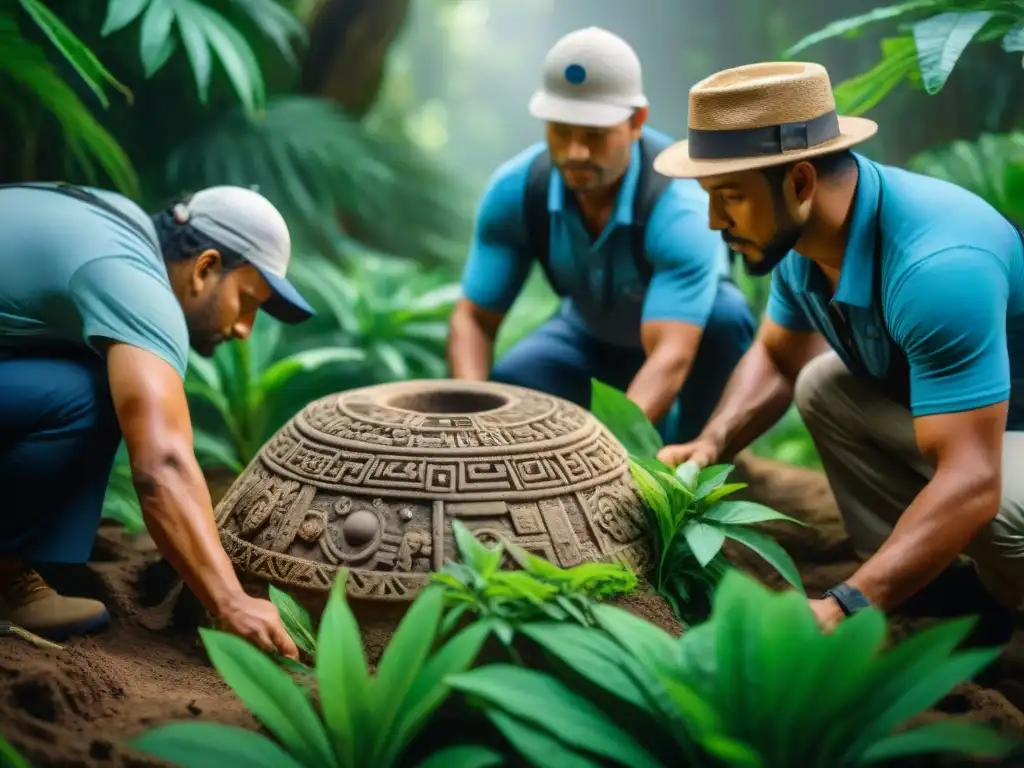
[215,380,653,601]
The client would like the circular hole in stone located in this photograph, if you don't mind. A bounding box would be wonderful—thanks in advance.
[387,389,509,414]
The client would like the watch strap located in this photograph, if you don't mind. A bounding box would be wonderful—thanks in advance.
[824,582,872,616]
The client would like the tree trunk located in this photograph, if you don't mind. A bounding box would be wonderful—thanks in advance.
[300,0,412,118]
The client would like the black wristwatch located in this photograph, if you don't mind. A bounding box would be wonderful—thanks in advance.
[823,582,872,616]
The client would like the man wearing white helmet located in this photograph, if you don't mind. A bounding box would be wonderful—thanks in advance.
[0,180,310,659]
[448,27,756,442]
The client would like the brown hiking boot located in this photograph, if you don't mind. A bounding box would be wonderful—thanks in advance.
[0,570,109,641]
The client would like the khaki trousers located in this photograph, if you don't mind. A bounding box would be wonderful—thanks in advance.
[793,351,1024,612]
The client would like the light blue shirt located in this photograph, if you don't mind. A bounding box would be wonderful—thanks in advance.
[0,184,190,379]
[767,152,1024,428]
[460,127,731,348]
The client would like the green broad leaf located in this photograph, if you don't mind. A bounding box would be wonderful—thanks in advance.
[129,721,306,768]
[392,620,493,756]
[452,520,503,577]
[860,720,1019,763]
[701,500,805,527]
[1002,23,1024,53]
[590,379,663,459]
[674,460,700,491]
[702,482,748,504]
[229,0,307,68]
[316,571,370,768]
[192,2,266,113]
[268,585,317,657]
[590,602,679,670]
[192,427,243,473]
[102,0,149,35]
[414,745,505,768]
[198,628,334,767]
[17,0,133,108]
[0,733,30,768]
[694,464,733,498]
[913,11,995,94]
[138,0,175,78]
[447,665,662,768]
[371,587,446,761]
[718,524,804,593]
[628,459,672,523]
[518,622,655,713]
[682,522,726,568]
[485,709,604,768]
[258,347,366,401]
[785,0,937,56]
[832,36,920,116]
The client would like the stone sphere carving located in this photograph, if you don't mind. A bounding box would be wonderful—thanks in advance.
[214,380,653,602]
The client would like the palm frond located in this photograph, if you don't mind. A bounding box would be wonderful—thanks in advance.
[0,12,139,194]
[101,0,304,113]
[160,95,473,264]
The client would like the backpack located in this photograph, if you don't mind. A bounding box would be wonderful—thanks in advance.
[522,130,675,297]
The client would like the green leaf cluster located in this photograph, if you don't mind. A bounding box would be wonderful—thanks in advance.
[431,520,637,645]
[448,569,1019,767]
[130,570,495,768]
[590,378,804,625]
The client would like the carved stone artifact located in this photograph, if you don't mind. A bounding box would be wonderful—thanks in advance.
[214,380,653,602]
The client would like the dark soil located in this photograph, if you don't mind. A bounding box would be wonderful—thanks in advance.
[0,456,1021,767]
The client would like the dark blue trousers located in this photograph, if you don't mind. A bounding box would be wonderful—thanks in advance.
[0,346,122,564]
[493,280,756,444]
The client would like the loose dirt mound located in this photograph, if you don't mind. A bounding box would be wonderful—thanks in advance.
[0,455,1021,766]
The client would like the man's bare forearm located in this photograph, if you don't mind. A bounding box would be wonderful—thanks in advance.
[448,304,499,380]
[627,352,693,424]
[846,468,999,612]
[131,444,246,617]
[700,340,794,457]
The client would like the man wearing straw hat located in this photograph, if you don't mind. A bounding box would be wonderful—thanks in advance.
[655,61,1024,640]
[448,27,757,445]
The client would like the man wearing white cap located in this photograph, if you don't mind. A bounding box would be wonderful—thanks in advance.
[0,180,311,658]
[448,27,756,444]
[654,61,1024,642]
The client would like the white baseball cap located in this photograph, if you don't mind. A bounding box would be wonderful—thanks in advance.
[172,185,314,324]
[529,27,648,128]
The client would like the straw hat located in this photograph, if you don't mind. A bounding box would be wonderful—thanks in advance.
[654,61,878,178]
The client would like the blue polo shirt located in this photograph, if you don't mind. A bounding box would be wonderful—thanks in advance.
[460,127,731,348]
[767,152,1024,428]
[0,184,190,379]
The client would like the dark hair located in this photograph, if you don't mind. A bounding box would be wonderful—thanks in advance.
[151,193,247,271]
[760,149,856,188]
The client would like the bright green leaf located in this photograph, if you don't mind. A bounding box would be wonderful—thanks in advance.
[269,585,317,657]
[129,721,306,768]
[719,525,805,593]
[198,628,334,766]
[860,720,1019,763]
[785,0,937,56]
[913,11,994,94]
[102,0,150,36]
[590,379,664,458]
[701,500,804,527]
[414,745,505,768]
[683,522,726,568]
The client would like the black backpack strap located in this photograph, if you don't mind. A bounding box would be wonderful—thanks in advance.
[0,181,155,247]
[630,132,674,286]
[523,151,567,296]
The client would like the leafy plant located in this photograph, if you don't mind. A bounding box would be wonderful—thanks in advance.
[284,251,463,382]
[590,378,804,625]
[906,131,1024,222]
[130,569,494,768]
[100,445,147,533]
[1,1,137,193]
[449,569,1019,767]
[787,0,1024,113]
[0,730,31,768]
[184,312,366,470]
[430,520,637,645]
